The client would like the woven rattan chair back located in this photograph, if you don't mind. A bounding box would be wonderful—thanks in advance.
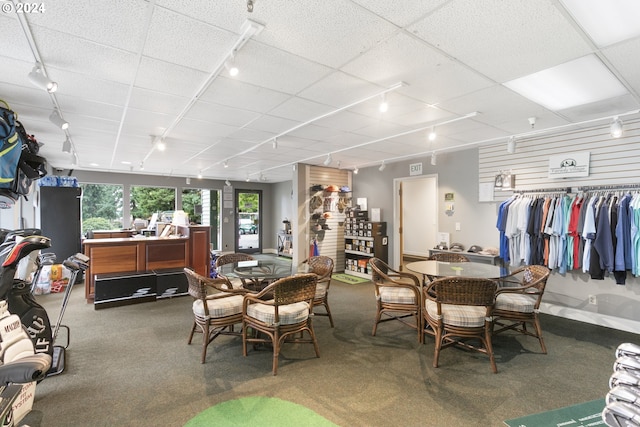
[272,273,318,306]
[215,252,255,268]
[430,276,497,306]
[427,252,470,263]
[185,267,208,302]
[306,256,334,281]
[369,257,393,282]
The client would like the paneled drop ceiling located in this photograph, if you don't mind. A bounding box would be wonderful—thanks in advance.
[1,0,639,182]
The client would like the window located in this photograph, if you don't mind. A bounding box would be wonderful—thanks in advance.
[130,186,176,224]
[181,188,221,250]
[80,183,123,235]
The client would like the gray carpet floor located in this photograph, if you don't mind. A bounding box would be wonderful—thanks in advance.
[21,275,639,427]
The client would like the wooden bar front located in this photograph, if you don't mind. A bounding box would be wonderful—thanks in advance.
[83,226,210,302]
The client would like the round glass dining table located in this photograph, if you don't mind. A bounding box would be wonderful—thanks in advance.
[405,260,509,285]
[218,259,294,292]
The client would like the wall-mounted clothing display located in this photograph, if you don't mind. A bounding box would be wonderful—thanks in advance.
[497,189,640,285]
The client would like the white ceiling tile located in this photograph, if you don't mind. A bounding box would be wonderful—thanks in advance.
[602,37,640,99]
[27,0,150,52]
[342,32,494,104]
[350,0,447,27]
[143,8,236,72]
[128,88,190,115]
[134,57,209,96]
[408,0,593,82]
[186,101,262,128]
[199,78,291,113]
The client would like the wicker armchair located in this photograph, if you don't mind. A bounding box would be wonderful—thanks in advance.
[423,276,498,373]
[304,256,335,327]
[242,273,320,375]
[369,257,422,343]
[215,253,255,289]
[427,252,470,263]
[492,264,551,353]
[184,268,247,363]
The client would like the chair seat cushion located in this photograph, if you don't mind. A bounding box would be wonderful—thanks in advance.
[495,293,536,313]
[425,299,487,327]
[314,281,328,299]
[193,295,244,318]
[246,301,310,326]
[380,285,416,304]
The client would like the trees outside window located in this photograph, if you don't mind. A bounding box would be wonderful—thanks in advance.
[130,186,175,222]
[80,183,123,235]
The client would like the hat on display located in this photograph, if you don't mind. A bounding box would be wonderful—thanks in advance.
[322,212,332,219]
[310,184,324,192]
[340,186,351,193]
[310,195,323,210]
[311,213,321,220]
[450,243,465,252]
[321,224,331,230]
[478,246,499,256]
[467,245,482,253]
[326,184,340,192]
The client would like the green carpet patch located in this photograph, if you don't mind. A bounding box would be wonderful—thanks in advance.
[185,396,339,427]
[332,273,369,284]
[504,398,605,427]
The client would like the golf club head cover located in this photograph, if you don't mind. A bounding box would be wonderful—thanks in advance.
[602,401,640,427]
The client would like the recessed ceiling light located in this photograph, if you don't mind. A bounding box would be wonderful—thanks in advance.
[560,0,640,47]
[504,55,628,111]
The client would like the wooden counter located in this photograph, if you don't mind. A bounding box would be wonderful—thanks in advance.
[83,226,210,302]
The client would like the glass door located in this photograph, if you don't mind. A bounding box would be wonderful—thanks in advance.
[235,189,261,254]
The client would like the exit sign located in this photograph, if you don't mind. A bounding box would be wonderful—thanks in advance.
[409,162,422,176]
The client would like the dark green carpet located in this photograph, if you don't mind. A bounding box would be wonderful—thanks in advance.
[184,396,339,427]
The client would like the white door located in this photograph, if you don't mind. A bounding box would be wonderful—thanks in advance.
[394,175,438,267]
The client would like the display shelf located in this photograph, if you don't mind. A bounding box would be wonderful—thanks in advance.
[344,208,387,279]
[277,232,293,258]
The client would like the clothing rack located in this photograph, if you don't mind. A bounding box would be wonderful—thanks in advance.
[514,183,640,195]
[513,187,572,194]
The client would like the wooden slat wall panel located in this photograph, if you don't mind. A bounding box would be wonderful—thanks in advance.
[479,118,640,202]
[305,165,351,272]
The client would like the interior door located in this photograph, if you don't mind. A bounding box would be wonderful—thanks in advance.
[396,175,438,268]
[235,189,262,254]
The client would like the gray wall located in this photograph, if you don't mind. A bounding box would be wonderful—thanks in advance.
[354,148,640,333]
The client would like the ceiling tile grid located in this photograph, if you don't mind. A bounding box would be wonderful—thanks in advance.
[0,0,638,182]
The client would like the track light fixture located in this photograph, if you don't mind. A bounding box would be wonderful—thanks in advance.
[337,160,341,169]
[224,53,239,77]
[140,161,145,171]
[28,64,57,93]
[378,161,386,172]
[223,160,229,168]
[292,164,297,172]
[379,94,389,113]
[49,109,68,130]
[428,127,437,142]
[260,173,266,181]
[323,153,332,166]
[225,179,231,186]
[272,138,278,149]
[611,116,623,138]
[186,177,191,185]
[247,0,254,12]
[61,137,71,153]
[197,171,202,179]
[246,174,251,182]
[431,152,437,166]
[507,136,516,154]
[353,167,358,174]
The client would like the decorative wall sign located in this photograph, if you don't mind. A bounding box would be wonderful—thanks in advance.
[548,151,590,178]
